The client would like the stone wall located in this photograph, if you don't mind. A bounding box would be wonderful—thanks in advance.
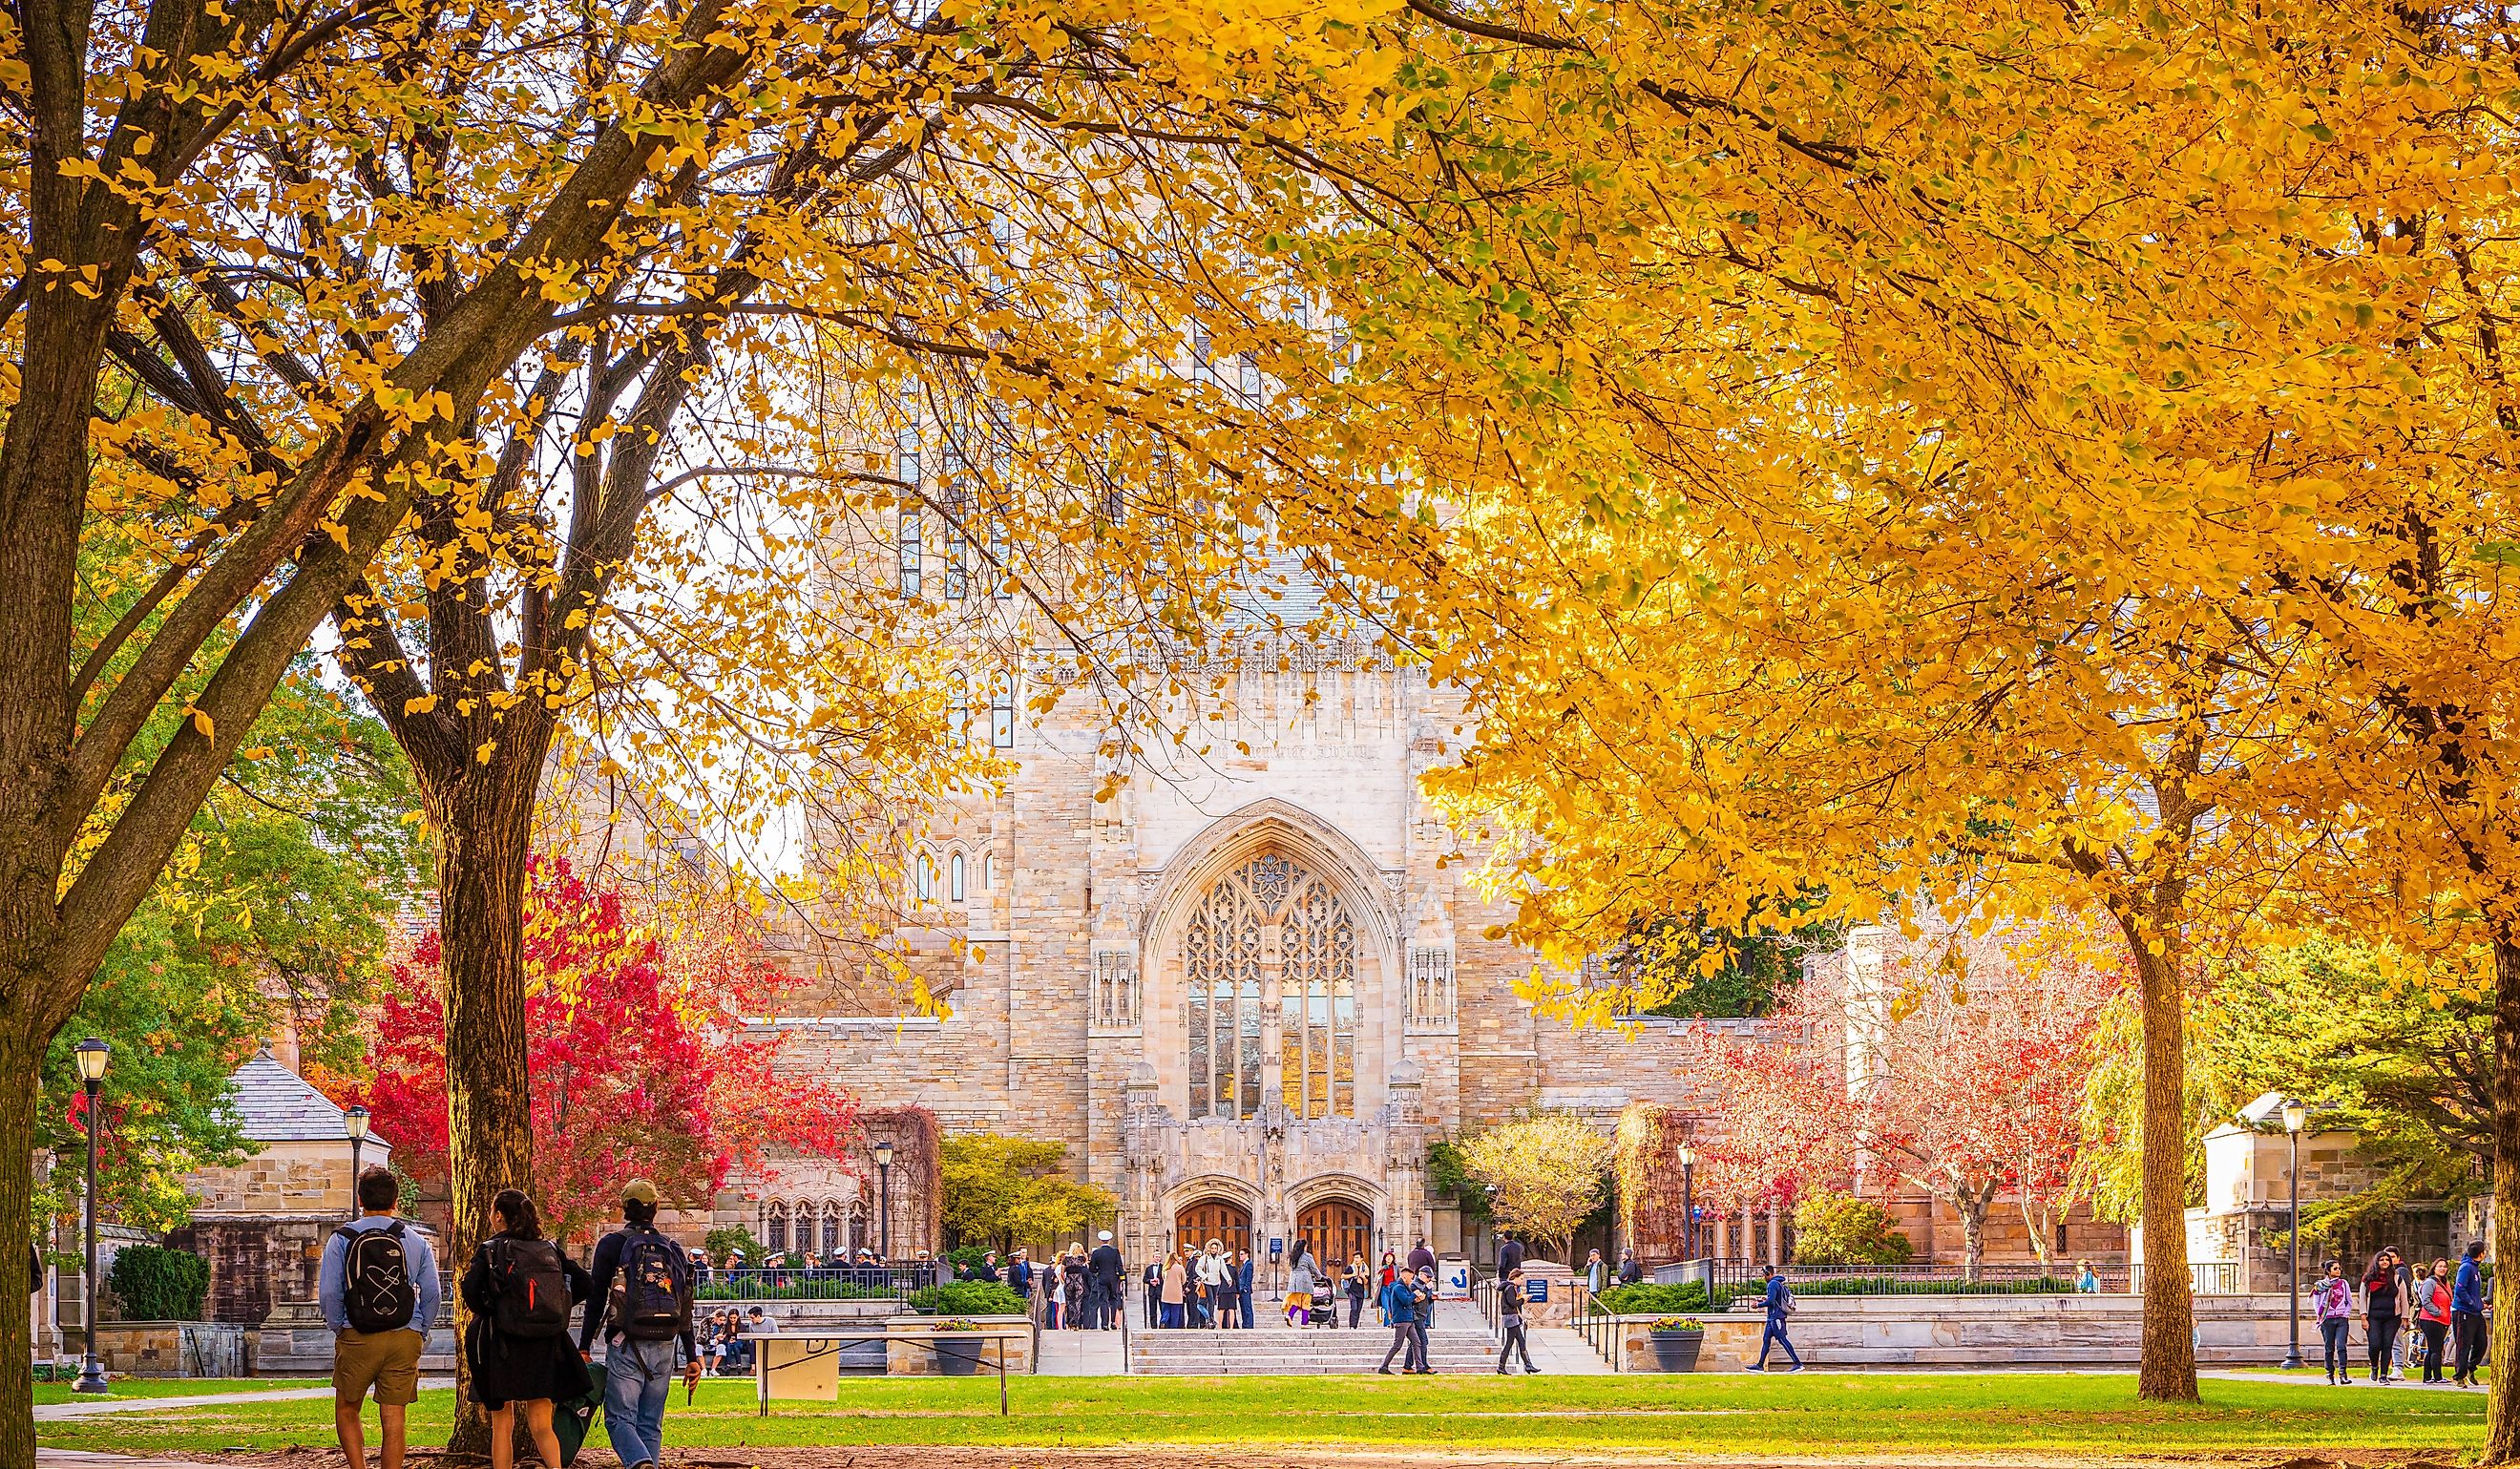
[186,1140,368,1216]
[94,1321,248,1378]
[1593,1294,2318,1371]
[164,1216,341,1327]
[879,1314,1032,1375]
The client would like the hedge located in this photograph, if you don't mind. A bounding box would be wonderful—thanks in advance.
[107,1245,209,1322]
[908,1280,1027,1316]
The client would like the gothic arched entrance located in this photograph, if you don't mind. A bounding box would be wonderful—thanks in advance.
[1296,1198,1373,1268]
[1175,1199,1251,1255]
[1181,850,1358,1121]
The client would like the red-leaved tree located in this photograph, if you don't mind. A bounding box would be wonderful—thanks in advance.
[353,858,855,1244]
[1716,923,2121,1276]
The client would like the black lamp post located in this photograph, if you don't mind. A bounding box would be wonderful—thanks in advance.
[873,1140,895,1263]
[2281,1098,2308,1370]
[344,1105,370,1222]
[1676,1141,1697,1262]
[73,1039,111,1396]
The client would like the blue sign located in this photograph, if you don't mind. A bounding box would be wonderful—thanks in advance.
[1526,1278,1550,1302]
[1269,1237,1285,1256]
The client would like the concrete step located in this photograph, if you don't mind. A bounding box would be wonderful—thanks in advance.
[1128,1325,1503,1375]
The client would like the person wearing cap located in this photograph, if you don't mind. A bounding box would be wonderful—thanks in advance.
[1087,1229,1124,1330]
[578,1181,699,1469]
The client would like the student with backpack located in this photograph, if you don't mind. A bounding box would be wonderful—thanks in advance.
[578,1180,700,1469]
[1753,1267,1803,1372]
[460,1189,595,1469]
[320,1166,441,1469]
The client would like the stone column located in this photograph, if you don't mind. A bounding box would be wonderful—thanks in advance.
[1766,1207,1783,1268]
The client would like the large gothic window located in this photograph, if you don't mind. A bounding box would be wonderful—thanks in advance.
[1182,851,1356,1120]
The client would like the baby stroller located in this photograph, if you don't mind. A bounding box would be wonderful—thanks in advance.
[1303,1298,1337,1329]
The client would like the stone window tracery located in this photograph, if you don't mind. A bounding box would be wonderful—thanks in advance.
[1183,850,1355,1120]
[1406,944,1456,1033]
[1092,947,1140,1032]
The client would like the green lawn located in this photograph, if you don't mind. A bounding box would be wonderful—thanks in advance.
[32,1376,320,1406]
[34,1373,2487,1458]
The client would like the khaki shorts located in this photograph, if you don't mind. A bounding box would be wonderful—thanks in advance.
[335,1328,425,1407]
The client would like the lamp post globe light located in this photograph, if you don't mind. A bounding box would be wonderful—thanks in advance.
[2281,1099,2308,1371]
[1676,1141,1697,1262]
[344,1105,370,1223]
[872,1139,895,1263]
[73,1038,112,1395]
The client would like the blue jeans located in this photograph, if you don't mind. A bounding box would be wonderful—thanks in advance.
[1757,1316,1800,1368]
[603,1336,678,1468]
[1240,1293,1254,1328]
[1161,1302,1185,1329]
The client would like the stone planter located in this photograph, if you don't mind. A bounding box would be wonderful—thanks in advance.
[1647,1331,1705,1373]
[933,1334,985,1375]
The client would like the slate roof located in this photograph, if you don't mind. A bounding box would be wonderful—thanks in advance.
[227,1049,392,1150]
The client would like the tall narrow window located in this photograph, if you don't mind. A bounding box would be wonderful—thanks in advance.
[987,518,1013,599]
[766,1204,789,1253]
[949,852,967,901]
[947,676,970,744]
[914,851,934,902]
[990,682,1016,748]
[944,534,967,600]
[897,512,922,598]
[982,851,999,889]
[1188,322,1215,385]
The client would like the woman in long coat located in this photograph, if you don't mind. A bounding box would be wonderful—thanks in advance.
[459,1189,596,1469]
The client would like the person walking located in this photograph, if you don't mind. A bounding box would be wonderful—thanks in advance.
[1753,1267,1802,1373]
[1286,1242,1319,1327]
[1378,1249,1399,1293]
[578,1180,700,1469]
[1235,1248,1257,1328]
[1407,1238,1437,1275]
[1200,1240,1237,1330]
[2453,1241,2487,1387]
[1495,1265,1540,1375]
[1087,1231,1124,1330]
[2362,1248,2403,1384]
[2416,1259,2455,1384]
[1160,1249,1188,1329]
[2313,1260,2355,1385]
[1496,1231,1525,1279]
[321,1166,440,1469]
[1376,1265,1422,1374]
[2392,1249,2419,1379]
[1616,1247,1643,1286]
[1409,1266,1439,1372]
[460,1189,595,1469]
[2074,1260,2101,1293]
[1345,1255,1370,1328]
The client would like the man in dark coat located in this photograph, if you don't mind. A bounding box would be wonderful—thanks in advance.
[1407,1238,1437,1274]
[1086,1231,1124,1330]
[1496,1232,1525,1277]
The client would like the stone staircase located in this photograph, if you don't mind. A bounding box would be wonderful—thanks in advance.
[1127,1316,1504,1375]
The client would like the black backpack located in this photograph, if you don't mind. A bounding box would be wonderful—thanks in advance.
[490,1236,572,1338]
[336,1222,417,1333]
[607,1225,693,1341]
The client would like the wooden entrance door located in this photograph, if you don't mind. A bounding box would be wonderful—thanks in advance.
[1296,1199,1374,1269]
[1175,1200,1250,1255]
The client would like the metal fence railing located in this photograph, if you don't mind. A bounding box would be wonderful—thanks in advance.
[695,1263,947,1304]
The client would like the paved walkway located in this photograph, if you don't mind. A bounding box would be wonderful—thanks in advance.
[1034,1325,1128,1375]
[35,1377,452,1420]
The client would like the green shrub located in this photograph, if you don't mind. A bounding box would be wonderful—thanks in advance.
[1590,1281,1720,1315]
[1791,1192,1914,1267]
[703,1226,766,1266]
[107,1244,208,1321]
[908,1280,1026,1316]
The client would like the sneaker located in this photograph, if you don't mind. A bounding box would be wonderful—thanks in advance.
[1788,1364,1806,1373]
[1377,1367,1394,1375]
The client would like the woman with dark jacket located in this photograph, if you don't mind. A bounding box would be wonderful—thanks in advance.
[2362,1248,2403,1384]
[459,1189,596,1469]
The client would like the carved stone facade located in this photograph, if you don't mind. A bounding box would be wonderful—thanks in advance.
[750,651,1729,1263]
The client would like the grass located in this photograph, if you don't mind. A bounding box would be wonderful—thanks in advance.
[33,1373,2487,1458]
[32,1376,319,1406]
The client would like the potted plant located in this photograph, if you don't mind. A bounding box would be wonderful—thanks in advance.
[932,1317,986,1376]
[1645,1316,1706,1373]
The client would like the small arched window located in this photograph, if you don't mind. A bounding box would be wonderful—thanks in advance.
[990,681,1016,748]
[947,676,970,745]
[982,851,999,890]
[949,852,967,902]
[914,851,934,902]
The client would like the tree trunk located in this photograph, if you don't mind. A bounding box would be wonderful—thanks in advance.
[0,1034,41,1469]
[1955,1185,1993,1283]
[2132,942,2198,1401]
[432,771,541,1458]
[2482,933,2520,1463]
